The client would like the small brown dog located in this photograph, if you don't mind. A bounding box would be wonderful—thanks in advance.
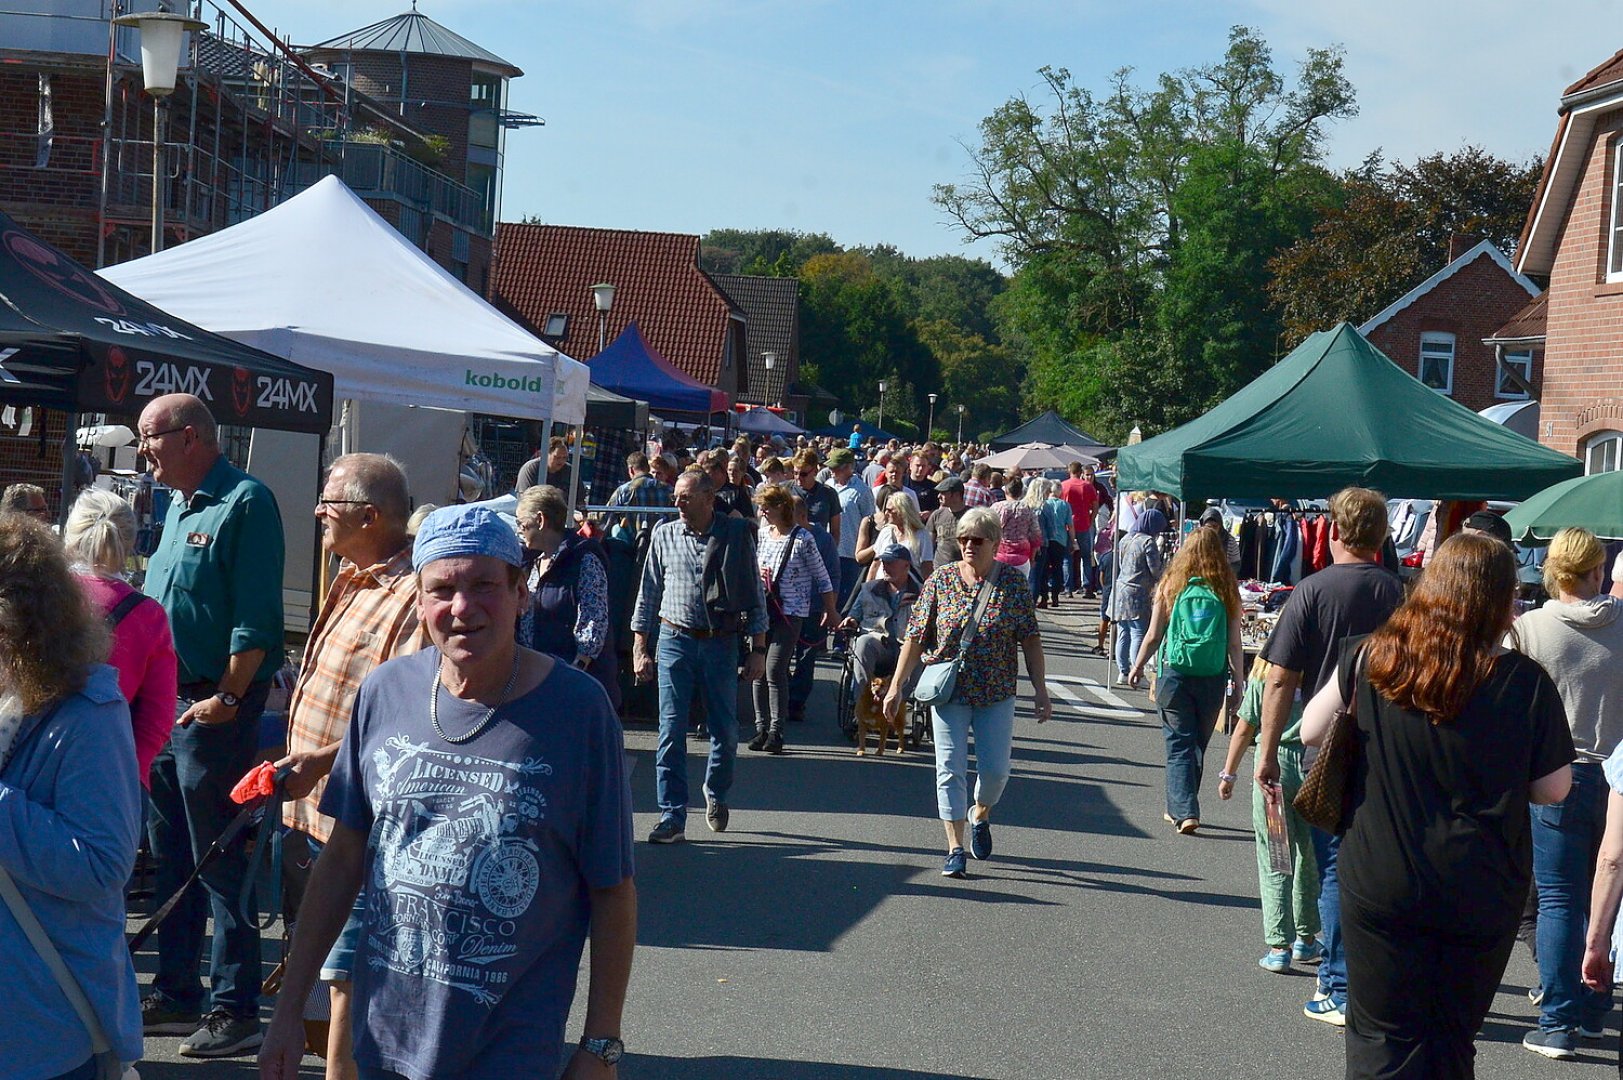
[855,676,906,756]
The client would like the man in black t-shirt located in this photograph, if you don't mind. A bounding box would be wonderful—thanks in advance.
[1256,486,1403,1029]
[905,454,941,515]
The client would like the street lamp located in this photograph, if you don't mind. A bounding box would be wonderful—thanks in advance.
[956,403,966,444]
[927,393,938,437]
[591,282,615,352]
[114,8,206,254]
[876,379,887,433]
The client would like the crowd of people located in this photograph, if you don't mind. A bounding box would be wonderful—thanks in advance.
[4,399,1623,1079]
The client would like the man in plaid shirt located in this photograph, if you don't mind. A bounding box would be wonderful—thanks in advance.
[275,453,421,1076]
[607,450,673,534]
[963,463,997,508]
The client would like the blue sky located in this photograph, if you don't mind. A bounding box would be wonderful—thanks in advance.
[263,0,1616,264]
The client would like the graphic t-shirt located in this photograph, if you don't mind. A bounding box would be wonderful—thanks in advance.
[322,648,634,1080]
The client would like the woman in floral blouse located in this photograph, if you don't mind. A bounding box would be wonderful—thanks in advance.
[884,507,1052,879]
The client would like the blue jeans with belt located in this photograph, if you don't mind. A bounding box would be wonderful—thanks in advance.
[1532,759,1612,1033]
[655,629,741,829]
[147,680,270,1017]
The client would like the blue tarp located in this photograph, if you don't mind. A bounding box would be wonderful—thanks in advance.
[587,321,728,415]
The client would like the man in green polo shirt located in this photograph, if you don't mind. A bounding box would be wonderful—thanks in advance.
[137,393,285,1059]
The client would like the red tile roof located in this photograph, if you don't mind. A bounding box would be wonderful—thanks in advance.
[1565,48,1623,96]
[489,223,741,391]
[1487,290,1547,342]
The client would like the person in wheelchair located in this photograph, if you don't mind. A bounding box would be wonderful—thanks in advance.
[841,543,919,690]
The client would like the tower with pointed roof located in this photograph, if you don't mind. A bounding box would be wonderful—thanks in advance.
[302,6,538,288]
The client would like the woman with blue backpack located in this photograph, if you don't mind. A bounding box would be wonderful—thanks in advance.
[1127,527,1244,834]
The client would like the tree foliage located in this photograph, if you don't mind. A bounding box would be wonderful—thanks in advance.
[1268,147,1543,343]
[937,26,1357,441]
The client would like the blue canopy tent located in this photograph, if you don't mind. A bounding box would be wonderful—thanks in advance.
[587,321,729,415]
[810,418,898,442]
[736,406,804,435]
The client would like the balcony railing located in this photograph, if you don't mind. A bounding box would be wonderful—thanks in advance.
[294,141,489,236]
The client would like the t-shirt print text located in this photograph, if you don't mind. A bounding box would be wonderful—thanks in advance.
[368,735,553,1006]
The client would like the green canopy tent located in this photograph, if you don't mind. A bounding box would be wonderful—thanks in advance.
[1115,323,1582,502]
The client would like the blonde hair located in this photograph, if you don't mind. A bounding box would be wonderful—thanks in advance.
[1022,478,1048,509]
[1154,527,1242,620]
[63,488,136,576]
[1543,527,1606,596]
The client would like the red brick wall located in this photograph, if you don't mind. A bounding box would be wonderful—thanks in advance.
[309,51,473,184]
[1363,254,1543,414]
[1543,110,1623,462]
[0,67,112,265]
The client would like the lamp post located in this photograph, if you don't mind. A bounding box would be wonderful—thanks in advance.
[114,8,206,254]
[956,403,966,444]
[591,282,615,352]
[876,379,887,434]
[927,392,938,438]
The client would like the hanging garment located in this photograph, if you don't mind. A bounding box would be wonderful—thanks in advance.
[1270,515,1300,585]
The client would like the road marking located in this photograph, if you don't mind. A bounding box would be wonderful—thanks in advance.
[1047,673,1144,713]
[1048,678,1144,719]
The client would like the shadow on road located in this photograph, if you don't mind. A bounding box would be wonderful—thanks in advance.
[618,1055,992,1079]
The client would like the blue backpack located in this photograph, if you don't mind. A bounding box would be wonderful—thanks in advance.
[1159,577,1229,677]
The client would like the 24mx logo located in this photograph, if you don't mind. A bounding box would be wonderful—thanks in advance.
[256,375,320,413]
[135,360,213,401]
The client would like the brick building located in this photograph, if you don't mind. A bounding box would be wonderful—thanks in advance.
[0,2,532,507]
[1359,238,1542,415]
[1515,48,1623,473]
[490,223,748,401]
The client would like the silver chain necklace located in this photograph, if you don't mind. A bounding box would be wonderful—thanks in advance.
[430,653,520,744]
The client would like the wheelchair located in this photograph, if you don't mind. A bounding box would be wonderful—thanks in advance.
[833,627,929,749]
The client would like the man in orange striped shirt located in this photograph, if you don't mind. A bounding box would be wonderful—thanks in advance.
[276,453,420,1079]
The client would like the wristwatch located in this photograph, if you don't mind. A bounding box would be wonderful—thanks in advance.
[579,1036,624,1065]
[214,690,242,708]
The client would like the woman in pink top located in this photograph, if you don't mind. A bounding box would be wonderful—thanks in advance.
[994,476,1043,570]
[64,488,177,786]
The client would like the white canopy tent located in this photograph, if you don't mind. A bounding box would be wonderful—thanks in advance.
[100,175,588,426]
[99,176,593,630]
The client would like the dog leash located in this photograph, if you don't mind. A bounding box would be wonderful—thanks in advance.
[129,763,290,955]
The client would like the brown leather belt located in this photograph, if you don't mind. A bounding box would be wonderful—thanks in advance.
[661,617,730,639]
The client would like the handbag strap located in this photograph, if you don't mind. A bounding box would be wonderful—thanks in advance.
[958,565,999,652]
[766,526,801,599]
[0,864,115,1060]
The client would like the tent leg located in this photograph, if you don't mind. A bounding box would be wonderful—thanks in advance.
[310,432,328,628]
[58,410,78,527]
[566,425,584,520]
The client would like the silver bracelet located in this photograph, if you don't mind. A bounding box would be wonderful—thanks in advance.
[1218,771,1237,783]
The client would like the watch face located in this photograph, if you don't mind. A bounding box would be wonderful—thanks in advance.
[585,1037,624,1064]
[217,691,240,707]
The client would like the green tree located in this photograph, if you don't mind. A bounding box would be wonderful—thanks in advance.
[796,253,938,423]
[1268,147,1543,343]
[699,229,840,276]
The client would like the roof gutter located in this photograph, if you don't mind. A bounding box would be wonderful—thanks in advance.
[1561,80,1623,114]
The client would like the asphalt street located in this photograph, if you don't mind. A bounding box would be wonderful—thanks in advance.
[136,598,1619,1079]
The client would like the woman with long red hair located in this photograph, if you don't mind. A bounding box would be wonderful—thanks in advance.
[1301,532,1574,1079]
[1129,527,1244,834]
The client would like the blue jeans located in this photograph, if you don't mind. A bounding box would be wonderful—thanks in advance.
[46,1058,98,1080]
[1114,616,1148,678]
[931,697,1017,821]
[1312,826,1347,1007]
[147,680,270,1016]
[1532,759,1612,1033]
[1156,669,1225,823]
[655,630,742,828]
[305,836,368,982]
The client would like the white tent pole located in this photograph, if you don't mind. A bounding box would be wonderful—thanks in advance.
[566,424,584,520]
[537,418,553,493]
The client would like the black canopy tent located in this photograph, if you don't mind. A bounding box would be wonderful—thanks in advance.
[0,213,334,434]
[990,409,1112,455]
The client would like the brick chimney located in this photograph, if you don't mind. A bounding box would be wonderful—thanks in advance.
[1448,233,1484,264]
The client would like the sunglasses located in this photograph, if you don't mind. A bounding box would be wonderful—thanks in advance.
[957,535,993,546]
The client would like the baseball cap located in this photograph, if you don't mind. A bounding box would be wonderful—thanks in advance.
[412,505,524,571]
[1462,510,1513,547]
[827,448,856,468]
[878,543,913,563]
[935,476,965,495]
[1199,506,1225,527]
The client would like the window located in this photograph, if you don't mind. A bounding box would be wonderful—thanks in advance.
[1611,143,1623,279]
[1585,429,1623,474]
[1418,332,1455,393]
[1495,349,1533,399]
[543,312,569,338]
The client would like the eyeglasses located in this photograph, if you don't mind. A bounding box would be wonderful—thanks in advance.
[315,498,372,511]
[137,425,187,447]
[797,469,817,479]
[516,516,543,531]
[957,535,992,546]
